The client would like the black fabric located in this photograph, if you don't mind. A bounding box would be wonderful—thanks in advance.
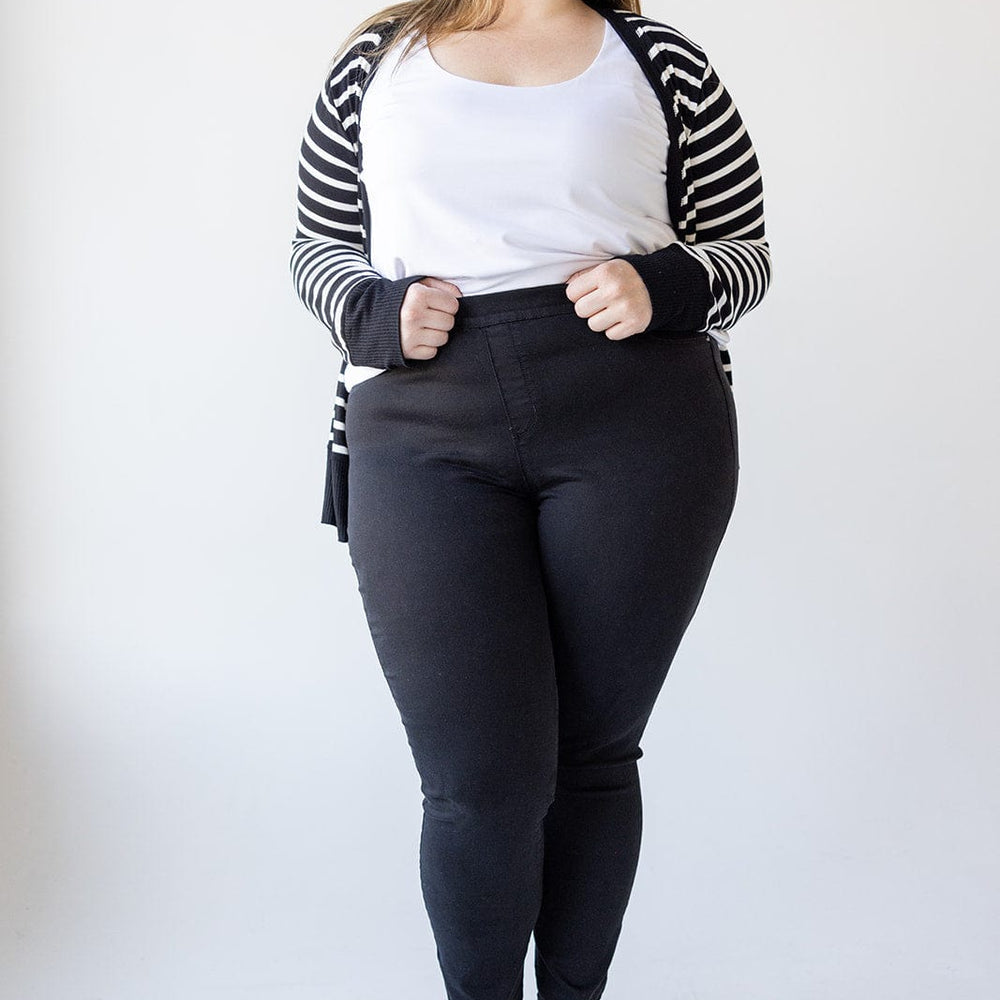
[344,282,739,1000]
[340,273,430,369]
[613,242,715,334]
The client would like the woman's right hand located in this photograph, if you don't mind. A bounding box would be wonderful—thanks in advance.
[399,277,464,361]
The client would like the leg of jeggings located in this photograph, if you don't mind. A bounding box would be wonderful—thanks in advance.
[488,306,739,1000]
[528,384,737,999]
[344,320,562,1000]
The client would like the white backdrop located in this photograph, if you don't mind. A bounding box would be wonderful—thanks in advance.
[2,1,998,998]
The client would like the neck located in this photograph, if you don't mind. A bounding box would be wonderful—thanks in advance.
[490,0,594,29]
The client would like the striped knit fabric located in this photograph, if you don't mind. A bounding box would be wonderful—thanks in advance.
[290,1,772,542]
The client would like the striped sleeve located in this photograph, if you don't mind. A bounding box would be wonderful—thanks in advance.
[617,53,772,337]
[673,59,772,332]
[289,51,427,369]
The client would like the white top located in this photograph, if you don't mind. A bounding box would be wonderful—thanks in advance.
[347,19,676,389]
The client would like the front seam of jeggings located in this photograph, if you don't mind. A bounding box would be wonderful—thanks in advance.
[480,329,537,495]
[345,282,738,1000]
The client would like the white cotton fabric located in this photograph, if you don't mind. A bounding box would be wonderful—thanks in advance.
[346,19,677,390]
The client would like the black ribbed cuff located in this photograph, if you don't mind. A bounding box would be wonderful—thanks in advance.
[340,273,429,368]
[614,243,713,335]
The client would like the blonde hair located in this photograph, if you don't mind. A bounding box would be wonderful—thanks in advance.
[327,0,642,72]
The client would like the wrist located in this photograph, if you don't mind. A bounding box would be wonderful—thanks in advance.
[615,243,713,334]
[341,273,428,368]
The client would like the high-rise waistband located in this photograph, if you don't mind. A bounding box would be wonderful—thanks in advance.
[454,282,579,327]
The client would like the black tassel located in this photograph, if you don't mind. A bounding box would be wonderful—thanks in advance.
[320,440,350,543]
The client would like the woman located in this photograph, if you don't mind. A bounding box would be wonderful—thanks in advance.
[289,1,772,997]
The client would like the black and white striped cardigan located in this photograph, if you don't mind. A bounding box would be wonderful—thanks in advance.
[290,0,772,542]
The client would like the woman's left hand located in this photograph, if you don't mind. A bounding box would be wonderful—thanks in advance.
[565,260,653,341]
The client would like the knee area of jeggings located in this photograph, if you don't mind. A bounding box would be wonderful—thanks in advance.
[554,749,643,794]
[420,774,557,827]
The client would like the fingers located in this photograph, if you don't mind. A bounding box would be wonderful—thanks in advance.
[574,285,606,320]
[564,267,600,304]
[408,280,463,319]
[602,320,634,341]
[419,276,463,298]
[406,284,461,337]
[567,262,652,340]
[575,287,644,340]
[424,283,464,319]
[400,278,464,359]
[404,343,444,361]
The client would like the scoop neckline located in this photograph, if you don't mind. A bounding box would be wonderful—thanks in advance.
[422,19,611,91]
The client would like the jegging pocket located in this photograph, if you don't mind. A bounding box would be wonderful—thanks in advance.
[346,367,396,403]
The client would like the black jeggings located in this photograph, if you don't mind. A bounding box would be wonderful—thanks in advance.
[345,281,739,1000]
